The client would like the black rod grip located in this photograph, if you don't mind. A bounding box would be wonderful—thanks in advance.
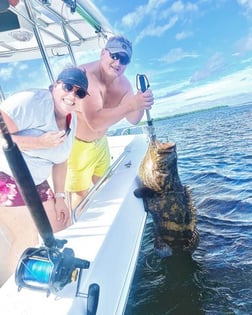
[139,74,147,92]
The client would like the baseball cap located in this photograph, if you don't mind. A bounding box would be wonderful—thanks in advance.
[105,36,132,60]
[57,67,88,91]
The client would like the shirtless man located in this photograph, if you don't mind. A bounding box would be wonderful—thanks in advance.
[65,35,154,208]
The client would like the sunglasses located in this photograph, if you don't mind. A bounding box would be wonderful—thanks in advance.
[60,82,88,99]
[107,50,130,66]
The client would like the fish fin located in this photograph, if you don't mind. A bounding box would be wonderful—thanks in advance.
[154,237,173,258]
[154,244,173,258]
[134,187,155,198]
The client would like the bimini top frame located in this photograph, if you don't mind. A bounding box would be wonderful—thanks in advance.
[0,0,113,82]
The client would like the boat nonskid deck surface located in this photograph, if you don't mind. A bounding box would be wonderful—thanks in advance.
[0,134,149,315]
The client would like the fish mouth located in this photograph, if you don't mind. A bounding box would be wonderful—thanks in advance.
[155,140,176,154]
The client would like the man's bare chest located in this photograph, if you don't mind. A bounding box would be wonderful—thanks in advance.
[103,90,124,108]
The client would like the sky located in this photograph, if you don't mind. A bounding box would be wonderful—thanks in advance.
[1,0,252,127]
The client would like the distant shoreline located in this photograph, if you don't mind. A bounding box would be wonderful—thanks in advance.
[141,102,252,124]
[109,103,252,135]
[138,105,229,125]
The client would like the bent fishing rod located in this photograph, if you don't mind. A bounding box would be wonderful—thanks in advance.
[136,73,156,142]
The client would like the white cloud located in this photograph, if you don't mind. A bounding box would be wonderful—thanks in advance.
[0,67,13,81]
[121,0,200,44]
[161,47,199,63]
[111,65,252,127]
[190,52,226,83]
[175,31,193,40]
[237,0,252,10]
[170,0,198,14]
[135,16,178,43]
[235,33,252,55]
[121,0,169,28]
[153,65,252,117]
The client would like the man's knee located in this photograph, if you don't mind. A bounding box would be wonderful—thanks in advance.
[69,190,88,210]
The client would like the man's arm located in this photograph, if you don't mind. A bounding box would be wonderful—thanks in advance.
[80,85,153,131]
[122,90,154,125]
[11,131,66,150]
[0,110,66,150]
[52,161,70,225]
[52,161,67,194]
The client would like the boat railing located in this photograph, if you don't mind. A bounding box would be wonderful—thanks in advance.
[120,125,146,135]
[0,85,5,103]
[107,125,149,137]
[71,146,129,222]
[121,124,171,144]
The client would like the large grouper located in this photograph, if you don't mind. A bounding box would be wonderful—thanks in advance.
[134,139,199,258]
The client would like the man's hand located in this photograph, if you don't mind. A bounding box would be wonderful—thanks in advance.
[54,197,71,227]
[129,89,154,112]
[38,130,66,148]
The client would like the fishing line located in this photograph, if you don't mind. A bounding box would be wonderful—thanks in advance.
[22,257,54,285]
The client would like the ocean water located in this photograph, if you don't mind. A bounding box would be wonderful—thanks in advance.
[124,104,252,315]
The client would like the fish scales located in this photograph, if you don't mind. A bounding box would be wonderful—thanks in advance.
[134,140,199,257]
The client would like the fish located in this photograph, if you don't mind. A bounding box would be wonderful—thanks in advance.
[134,140,199,258]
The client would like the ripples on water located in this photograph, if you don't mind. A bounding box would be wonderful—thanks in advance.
[125,104,252,315]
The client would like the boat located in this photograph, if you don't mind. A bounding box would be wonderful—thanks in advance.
[0,1,149,314]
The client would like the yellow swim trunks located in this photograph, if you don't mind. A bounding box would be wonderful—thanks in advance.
[65,136,110,192]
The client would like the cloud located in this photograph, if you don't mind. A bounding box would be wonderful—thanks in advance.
[121,0,169,28]
[190,52,226,83]
[175,31,193,40]
[0,66,14,81]
[235,33,252,56]
[135,16,178,43]
[121,0,199,43]
[161,47,199,63]
[237,0,252,11]
[241,55,252,63]
[152,65,252,117]
[169,0,198,14]
[160,89,183,98]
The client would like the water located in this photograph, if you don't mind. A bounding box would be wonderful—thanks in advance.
[125,104,252,315]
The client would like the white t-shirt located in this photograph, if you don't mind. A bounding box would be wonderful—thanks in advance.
[0,89,76,185]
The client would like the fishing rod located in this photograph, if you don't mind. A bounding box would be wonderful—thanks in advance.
[0,112,97,302]
[136,74,156,142]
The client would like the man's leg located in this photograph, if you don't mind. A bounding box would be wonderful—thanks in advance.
[0,205,38,286]
[68,189,89,210]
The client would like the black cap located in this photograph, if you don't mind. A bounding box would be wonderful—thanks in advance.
[57,67,88,91]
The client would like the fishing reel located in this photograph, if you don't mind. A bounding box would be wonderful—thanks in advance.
[15,246,90,296]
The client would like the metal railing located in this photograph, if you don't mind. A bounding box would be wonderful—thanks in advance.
[71,147,128,222]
